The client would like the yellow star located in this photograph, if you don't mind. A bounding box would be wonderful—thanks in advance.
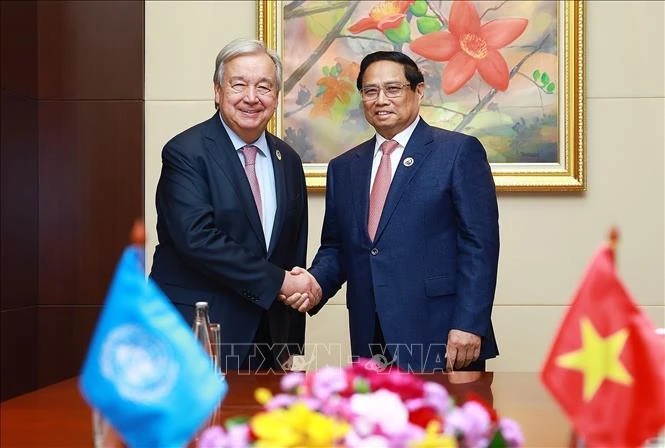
[556,317,633,401]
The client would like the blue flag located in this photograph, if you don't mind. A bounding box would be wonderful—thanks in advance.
[80,246,227,447]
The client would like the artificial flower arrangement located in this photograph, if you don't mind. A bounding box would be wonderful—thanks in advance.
[198,359,524,448]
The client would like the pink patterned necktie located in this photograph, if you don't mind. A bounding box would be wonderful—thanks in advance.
[241,145,263,222]
[368,139,399,241]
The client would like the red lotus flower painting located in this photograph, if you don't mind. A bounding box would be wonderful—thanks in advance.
[270,0,584,190]
[348,1,412,34]
[410,1,528,94]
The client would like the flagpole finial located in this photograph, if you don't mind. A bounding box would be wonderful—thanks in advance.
[131,219,146,248]
[608,227,620,251]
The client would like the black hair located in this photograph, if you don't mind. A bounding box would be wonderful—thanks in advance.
[356,51,424,91]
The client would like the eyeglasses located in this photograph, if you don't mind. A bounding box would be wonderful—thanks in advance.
[360,82,412,101]
[228,82,274,97]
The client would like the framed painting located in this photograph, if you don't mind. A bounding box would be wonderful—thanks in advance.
[258,0,585,191]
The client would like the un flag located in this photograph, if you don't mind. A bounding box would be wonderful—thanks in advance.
[80,245,227,447]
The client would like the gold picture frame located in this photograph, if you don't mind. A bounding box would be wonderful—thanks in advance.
[258,0,585,192]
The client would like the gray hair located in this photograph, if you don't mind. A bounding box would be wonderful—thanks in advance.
[213,38,282,90]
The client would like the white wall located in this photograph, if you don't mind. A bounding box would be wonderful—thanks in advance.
[145,1,665,372]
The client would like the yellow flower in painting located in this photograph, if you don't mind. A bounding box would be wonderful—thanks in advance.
[251,403,349,447]
[410,421,457,448]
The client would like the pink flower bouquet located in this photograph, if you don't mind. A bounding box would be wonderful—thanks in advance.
[199,359,524,447]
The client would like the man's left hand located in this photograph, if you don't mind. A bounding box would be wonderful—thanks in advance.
[445,329,481,371]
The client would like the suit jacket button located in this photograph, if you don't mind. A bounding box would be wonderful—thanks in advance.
[370,248,379,256]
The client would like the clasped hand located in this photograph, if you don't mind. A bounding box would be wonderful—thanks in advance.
[278,267,322,313]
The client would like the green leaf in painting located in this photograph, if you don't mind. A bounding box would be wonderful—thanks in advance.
[383,20,411,44]
[416,16,442,34]
[546,82,556,93]
[540,72,550,84]
[532,70,541,81]
[409,0,428,17]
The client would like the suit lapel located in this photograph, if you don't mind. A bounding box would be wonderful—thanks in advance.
[351,138,376,244]
[267,133,285,257]
[374,119,434,242]
[203,114,266,250]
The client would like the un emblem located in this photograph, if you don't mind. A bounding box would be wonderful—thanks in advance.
[100,324,179,402]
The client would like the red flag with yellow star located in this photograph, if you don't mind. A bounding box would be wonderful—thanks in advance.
[541,243,665,446]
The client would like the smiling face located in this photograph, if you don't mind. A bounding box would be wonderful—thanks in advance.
[360,60,424,139]
[214,52,278,143]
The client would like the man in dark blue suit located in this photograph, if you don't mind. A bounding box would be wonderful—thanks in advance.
[286,51,499,372]
[150,39,316,372]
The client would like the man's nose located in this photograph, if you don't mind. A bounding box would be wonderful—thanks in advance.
[375,88,390,104]
[243,86,260,102]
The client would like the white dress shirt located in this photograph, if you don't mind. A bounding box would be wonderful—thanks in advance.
[370,116,420,190]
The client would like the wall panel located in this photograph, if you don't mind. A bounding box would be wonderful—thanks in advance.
[37,1,143,100]
[0,308,38,397]
[38,100,143,306]
[1,0,144,400]
[0,1,39,400]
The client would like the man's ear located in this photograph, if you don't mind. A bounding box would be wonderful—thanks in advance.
[213,82,221,107]
[416,82,425,101]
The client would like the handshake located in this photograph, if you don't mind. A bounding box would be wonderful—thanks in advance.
[278,267,322,313]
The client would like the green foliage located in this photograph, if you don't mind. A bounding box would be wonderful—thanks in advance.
[409,0,429,17]
[354,378,371,394]
[533,69,556,94]
[329,98,351,122]
[384,20,411,44]
[417,16,443,34]
[225,416,250,429]
[488,430,507,448]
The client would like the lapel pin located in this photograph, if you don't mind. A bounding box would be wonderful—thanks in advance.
[275,150,282,161]
[403,157,414,167]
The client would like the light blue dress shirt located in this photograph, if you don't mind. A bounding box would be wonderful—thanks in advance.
[219,115,277,249]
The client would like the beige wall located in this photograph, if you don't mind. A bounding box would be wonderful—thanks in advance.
[145,1,665,372]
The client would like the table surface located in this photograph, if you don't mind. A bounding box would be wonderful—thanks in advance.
[0,371,571,447]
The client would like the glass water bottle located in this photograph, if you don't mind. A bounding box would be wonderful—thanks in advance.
[193,301,213,359]
[209,322,222,375]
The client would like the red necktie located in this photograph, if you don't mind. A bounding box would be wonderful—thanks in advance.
[241,145,262,222]
[368,139,399,241]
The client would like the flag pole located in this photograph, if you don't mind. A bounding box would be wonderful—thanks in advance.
[608,227,619,251]
[130,218,146,270]
[131,218,145,248]
[608,227,620,267]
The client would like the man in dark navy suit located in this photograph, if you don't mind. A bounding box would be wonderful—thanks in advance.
[285,51,500,372]
[150,39,318,372]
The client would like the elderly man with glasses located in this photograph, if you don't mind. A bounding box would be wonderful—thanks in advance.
[283,51,500,373]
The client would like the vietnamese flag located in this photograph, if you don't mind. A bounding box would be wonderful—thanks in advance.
[541,243,665,446]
